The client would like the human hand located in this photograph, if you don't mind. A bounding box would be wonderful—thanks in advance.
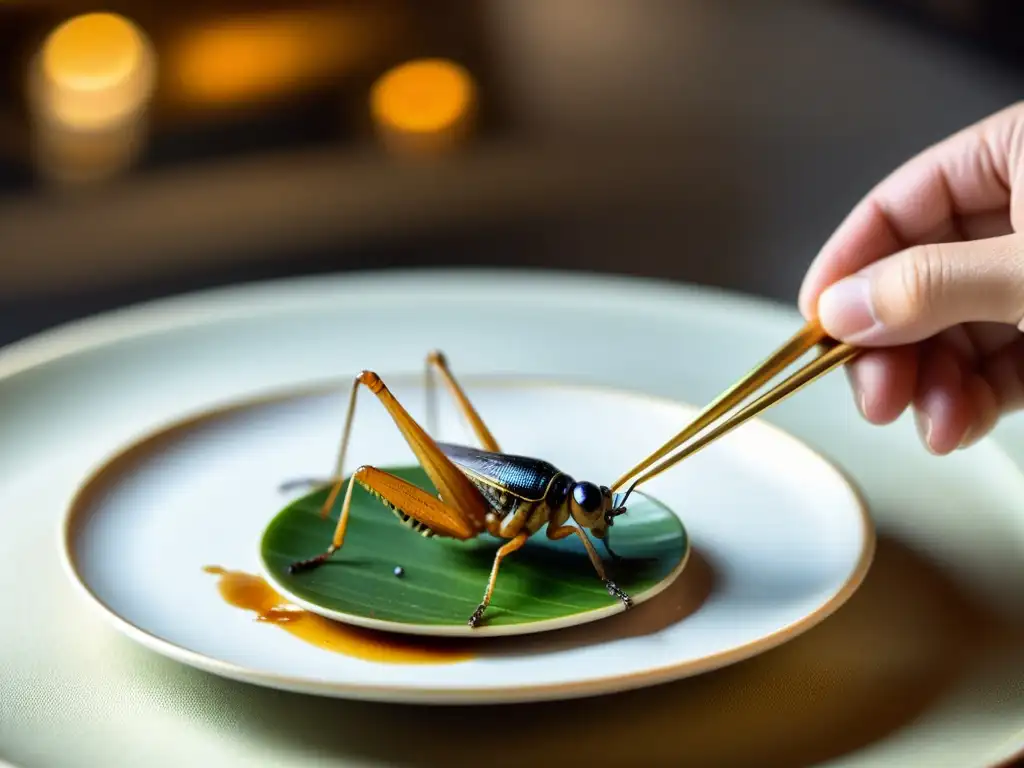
[799,102,1024,455]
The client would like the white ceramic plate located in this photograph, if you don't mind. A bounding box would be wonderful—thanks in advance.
[2,270,1022,768]
[61,375,872,700]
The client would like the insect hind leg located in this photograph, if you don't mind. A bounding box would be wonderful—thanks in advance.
[276,370,363,496]
[286,370,490,572]
[425,350,501,452]
[280,351,499,494]
[289,465,479,573]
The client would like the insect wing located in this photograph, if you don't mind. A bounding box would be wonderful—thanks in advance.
[436,442,559,501]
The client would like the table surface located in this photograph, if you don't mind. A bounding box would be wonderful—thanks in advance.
[0,270,1021,768]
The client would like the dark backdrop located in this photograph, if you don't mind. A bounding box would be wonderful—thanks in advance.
[0,0,1021,345]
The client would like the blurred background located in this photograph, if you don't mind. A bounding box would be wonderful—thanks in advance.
[0,0,1022,347]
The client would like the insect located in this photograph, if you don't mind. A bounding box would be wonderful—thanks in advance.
[286,350,671,629]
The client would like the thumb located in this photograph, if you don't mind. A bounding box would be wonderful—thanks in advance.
[815,233,1024,346]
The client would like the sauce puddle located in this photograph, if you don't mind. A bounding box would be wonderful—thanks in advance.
[203,566,473,664]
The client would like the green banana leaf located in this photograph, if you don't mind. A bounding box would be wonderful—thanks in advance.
[261,465,688,631]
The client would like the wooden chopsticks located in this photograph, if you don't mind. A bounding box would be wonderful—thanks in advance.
[611,320,859,499]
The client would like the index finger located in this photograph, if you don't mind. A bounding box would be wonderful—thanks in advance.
[797,102,1020,318]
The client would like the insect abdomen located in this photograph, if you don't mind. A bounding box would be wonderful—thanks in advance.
[470,477,521,518]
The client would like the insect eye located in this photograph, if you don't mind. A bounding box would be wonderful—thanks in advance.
[572,482,602,513]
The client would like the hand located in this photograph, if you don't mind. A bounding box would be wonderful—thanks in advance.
[799,102,1024,455]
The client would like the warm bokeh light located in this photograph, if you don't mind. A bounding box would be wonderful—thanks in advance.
[168,10,383,106]
[36,12,155,130]
[28,12,155,184]
[370,58,477,157]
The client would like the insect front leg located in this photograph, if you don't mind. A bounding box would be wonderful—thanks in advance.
[425,350,501,452]
[287,370,491,567]
[594,530,624,562]
[547,524,634,610]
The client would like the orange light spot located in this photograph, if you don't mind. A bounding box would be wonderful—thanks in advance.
[169,10,374,105]
[370,58,476,155]
[36,12,154,130]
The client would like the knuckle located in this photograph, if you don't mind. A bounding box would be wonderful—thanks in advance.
[892,245,948,323]
[357,370,384,391]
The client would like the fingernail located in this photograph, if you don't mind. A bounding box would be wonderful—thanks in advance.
[959,423,982,450]
[818,275,880,341]
[914,409,936,454]
[844,365,868,417]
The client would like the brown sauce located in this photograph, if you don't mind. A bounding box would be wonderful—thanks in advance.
[203,565,473,664]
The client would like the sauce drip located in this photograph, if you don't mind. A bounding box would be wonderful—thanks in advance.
[203,566,473,664]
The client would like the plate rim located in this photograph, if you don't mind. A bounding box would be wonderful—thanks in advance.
[58,371,876,703]
[259,481,691,638]
[0,269,796,380]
